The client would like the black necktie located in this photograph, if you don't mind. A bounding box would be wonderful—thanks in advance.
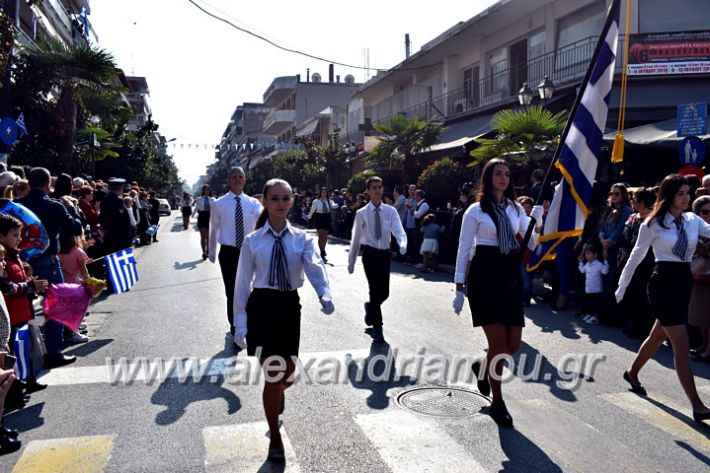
[672,216,687,260]
[234,196,244,248]
[268,228,291,291]
[374,207,382,239]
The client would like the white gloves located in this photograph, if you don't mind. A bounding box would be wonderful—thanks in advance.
[320,297,335,315]
[347,262,355,274]
[530,205,544,223]
[453,291,466,315]
[614,287,625,304]
[234,327,248,349]
[399,245,407,255]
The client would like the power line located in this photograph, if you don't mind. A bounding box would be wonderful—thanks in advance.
[187,0,441,73]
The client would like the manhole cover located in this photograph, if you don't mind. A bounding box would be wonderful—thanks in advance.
[395,386,490,418]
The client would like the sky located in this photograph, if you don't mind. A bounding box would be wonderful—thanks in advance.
[91,0,499,187]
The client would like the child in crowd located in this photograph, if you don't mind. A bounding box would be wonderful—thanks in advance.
[0,215,48,392]
[419,213,445,272]
[578,242,609,325]
[58,230,92,344]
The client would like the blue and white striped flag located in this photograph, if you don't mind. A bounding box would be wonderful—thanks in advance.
[15,113,27,137]
[528,0,620,271]
[105,248,139,294]
[146,224,160,236]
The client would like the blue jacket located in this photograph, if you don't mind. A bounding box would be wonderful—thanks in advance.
[15,189,83,256]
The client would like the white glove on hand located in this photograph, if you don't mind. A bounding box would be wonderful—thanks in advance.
[614,287,625,304]
[320,297,335,315]
[234,327,248,349]
[453,291,466,315]
[531,205,544,223]
[399,245,407,255]
[347,262,355,274]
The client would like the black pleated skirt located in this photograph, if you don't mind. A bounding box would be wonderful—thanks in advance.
[467,245,524,327]
[197,211,210,229]
[647,262,692,327]
[314,212,332,230]
[246,288,301,358]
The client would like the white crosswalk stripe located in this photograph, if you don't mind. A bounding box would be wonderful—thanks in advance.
[354,409,488,473]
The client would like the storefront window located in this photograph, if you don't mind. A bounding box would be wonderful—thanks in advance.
[639,0,710,33]
[556,1,605,72]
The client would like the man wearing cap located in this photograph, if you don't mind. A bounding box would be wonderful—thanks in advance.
[208,167,262,343]
[100,178,133,256]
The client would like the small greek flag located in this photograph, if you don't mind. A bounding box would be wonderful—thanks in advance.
[146,224,159,236]
[16,113,27,137]
[105,248,138,294]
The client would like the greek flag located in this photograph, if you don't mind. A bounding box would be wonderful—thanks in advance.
[105,248,139,294]
[16,113,27,137]
[528,0,620,271]
[146,224,159,236]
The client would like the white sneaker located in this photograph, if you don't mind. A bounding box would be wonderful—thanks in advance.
[79,322,87,330]
[415,263,424,269]
[585,315,599,325]
[66,332,89,343]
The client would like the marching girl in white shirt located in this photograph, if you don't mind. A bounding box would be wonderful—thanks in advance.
[452,158,543,427]
[307,187,338,263]
[616,174,710,423]
[196,185,216,260]
[233,178,335,460]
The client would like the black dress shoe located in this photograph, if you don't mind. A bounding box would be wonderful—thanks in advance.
[693,410,710,423]
[623,371,647,396]
[471,360,491,397]
[0,431,21,454]
[1,423,19,439]
[25,378,48,393]
[489,402,513,428]
[44,354,77,369]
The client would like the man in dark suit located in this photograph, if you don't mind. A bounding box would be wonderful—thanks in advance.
[99,178,133,255]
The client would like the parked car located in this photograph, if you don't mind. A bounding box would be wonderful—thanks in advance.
[158,198,172,216]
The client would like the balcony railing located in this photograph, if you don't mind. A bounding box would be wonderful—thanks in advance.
[374,36,600,125]
[263,109,296,135]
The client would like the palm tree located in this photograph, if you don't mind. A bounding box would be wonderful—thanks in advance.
[470,105,567,166]
[369,115,443,183]
[27,39,118,173]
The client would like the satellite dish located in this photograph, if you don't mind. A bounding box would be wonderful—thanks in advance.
[312,73,322,83]
[344,74,355,84]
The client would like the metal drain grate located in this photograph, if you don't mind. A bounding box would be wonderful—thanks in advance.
[395,386,490,418]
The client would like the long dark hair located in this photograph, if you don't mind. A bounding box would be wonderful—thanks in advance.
[647,174,688,229]
[201,185,213,197]
[477,158,518,217]
[255,179,293,229]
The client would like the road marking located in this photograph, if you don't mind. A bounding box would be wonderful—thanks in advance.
[12,435,114,473]
[601,392,710,451]
[203,422,300,473]
[354,409,487,473]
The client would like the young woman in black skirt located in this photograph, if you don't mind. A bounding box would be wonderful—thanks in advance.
[616,174,710,423]
[307,187,337,262]
[452,158,542,427]
[195,185,215,259]
[233,178,335,460]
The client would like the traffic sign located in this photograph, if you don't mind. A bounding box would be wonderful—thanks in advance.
[678,136,705,166]
[677,103,707,137]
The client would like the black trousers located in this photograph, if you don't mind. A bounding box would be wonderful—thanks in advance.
[218,245,240,334]
[362,245,391,328]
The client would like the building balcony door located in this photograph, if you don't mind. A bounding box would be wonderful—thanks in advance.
[509,39,528,98]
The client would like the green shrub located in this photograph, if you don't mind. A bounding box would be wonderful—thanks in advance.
[346,169,377,195]
[417,157,473,209]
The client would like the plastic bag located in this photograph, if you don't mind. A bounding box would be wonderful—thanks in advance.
[42,283,92,332]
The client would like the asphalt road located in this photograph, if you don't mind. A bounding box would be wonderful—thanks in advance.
[3,211,709,472]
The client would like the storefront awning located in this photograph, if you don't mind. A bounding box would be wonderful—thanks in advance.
[603,118,710,150]
[295,119,319,137]
[427,114,494,152]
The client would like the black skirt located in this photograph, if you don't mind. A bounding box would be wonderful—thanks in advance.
[246,288,301,358]
[314,212,332,230]
[197,211,210,229]
[181,205,192,217]
[647,262,692,327]
[467,245,524,327]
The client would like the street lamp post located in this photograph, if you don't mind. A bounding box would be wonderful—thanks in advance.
[517,82,534,107]
[537,75,556,107]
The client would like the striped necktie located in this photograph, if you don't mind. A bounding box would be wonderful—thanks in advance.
[374,206,382,239]
[671,216,687,260]
[234,195,244,248]
[268,228,291,291]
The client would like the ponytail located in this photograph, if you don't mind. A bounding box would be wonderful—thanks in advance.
[256,208,269,229]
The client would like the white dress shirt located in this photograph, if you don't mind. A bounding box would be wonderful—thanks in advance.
[413,199,430,219]
[348,202,407,267]
[402,198,417,228]
[579,260,609,294]
[233,221,332,327]
[308,198,338,218]
[454,201,530,284]
[196,196,215,212]
[617,212,710,298]
[208,191,262,261]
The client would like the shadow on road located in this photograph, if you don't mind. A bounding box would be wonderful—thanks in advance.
[496,424,563,472]
[675,440,710,465]
[515,342,578,403]
[641,396,710,437]
[173,259,204,271]
[64,338,114,358]
[5,401,45,434]
[347,341,415,409]
[151,338,241,426]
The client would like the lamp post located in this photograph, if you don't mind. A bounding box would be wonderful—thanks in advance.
[517,82,534,107]
[537,75,556,107]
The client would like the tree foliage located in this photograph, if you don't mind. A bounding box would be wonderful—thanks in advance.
[368,115,443,183]
[293,128,348,189]
[346,169,377,195]
[469,105,566,166]
[417,157,474,209]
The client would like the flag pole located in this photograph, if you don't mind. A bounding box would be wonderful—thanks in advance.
[521,0,622,250]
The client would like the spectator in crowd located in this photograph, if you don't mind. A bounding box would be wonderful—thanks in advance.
[449,184,475,260]
[137,191,152,246]
[15,167,82,368]
[402,184,418,264]
[331,189,344,237]
[529,168,554,204]
[393,186,406,221]
[0,368,19,453]
[599,183,633,316]
[689,195,710,362]
[77,185,99,232]
[147,192,161,243]
[419,213,445,272]
[516,195,535,306]
[123,196,138,242]
[99,178,133,257]
[58,230,91,344]
[11,180,29,199]
[700,175,710,196]
[577,242,609,325]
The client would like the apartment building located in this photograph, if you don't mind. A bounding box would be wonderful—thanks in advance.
[15,0,94,49]
[218,103,273,169]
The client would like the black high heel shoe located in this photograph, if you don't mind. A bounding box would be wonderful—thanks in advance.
[0,421,18,439]
[489,401,513,428]
[471,360,490,397]
[0,431,21,454]
[623,371,647,396]
[693,410,710,423]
